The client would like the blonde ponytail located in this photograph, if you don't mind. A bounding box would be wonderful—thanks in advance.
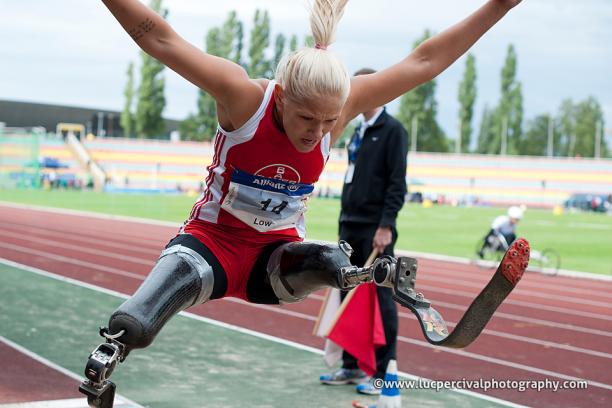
[309,0,349,49]
[275,0,350,103]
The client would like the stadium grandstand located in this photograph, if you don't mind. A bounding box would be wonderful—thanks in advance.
[81,137,612,208]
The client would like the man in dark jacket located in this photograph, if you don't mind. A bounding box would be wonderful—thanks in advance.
[320,68,408,395]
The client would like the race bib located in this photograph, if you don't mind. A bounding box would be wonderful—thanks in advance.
[221,168,314,232]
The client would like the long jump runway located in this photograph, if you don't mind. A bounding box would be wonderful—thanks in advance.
[0,203,610,407]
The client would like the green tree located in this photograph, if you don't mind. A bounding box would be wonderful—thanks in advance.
[220,11,244,66]
[508,83,524,153]
[554,97,607,158]
[476,105,495,153]
[518,112,562,157]
[178,114,202,142]
[478,45,523,155]
[556,99,576,157]
[397,30,447,152]
[135,0,167,138]
[181,28,221,141]
[574,97,607,157]
[135,50,166,138]
[249,9,271,78]
[304,35,314,48]
[195,28,219,136]
[272,33,286,73]
[180,11,245,141]
[457,54,477,153]
[120,61,135,138]
[289,34,299,52]
[518,114,552,156]
[496,45,523,154]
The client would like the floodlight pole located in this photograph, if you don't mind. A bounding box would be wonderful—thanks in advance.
[594,121,602,159]
[547,114,554,157]
[411,116,418,152]
[500,116,508,156]
[569,132,576,157]
[97,112,104,138]
[456,119,462,154]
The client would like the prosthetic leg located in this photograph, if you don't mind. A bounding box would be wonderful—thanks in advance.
[268,238,530,348]
[265,240,412,302]
[79,240,216,408]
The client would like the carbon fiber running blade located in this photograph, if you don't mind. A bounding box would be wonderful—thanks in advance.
[395,238,530,348]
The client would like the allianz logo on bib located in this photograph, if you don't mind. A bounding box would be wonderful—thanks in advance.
[252,177,297,192]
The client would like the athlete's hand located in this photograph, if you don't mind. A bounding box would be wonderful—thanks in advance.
[373,226,392,254]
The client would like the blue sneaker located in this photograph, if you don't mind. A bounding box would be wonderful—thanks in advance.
[356,378,382,395]
[320,368,368,385]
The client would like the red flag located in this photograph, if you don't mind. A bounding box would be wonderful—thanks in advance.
[326,282,386,376]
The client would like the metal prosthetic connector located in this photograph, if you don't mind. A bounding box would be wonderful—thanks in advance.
[340,254,432,309]
[78,328,126,408]
[338,255,395,289]
[385,257,431,309]
[348,256,430,307]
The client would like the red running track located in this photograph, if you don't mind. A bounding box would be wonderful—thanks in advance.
[1,203,611,408]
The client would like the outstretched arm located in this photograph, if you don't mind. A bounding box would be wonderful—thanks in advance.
[101,0,263,130]
[338,0,522,137]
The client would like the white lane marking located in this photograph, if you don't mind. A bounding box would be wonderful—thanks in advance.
[223,297,318,321]
[0,231,156,267]
[0,201,179,228]
[397,335,612,391]
[415,260,612,300]
[418,274,612,309]
[568,222,612,230]
[394,311,612,359]
[0,398,134,408]
[419,283,612,323]
[0,242,144,280]
[396,249,612,282]
[432,299,612,338]
[0,222,160,257]
[0,337,143,408]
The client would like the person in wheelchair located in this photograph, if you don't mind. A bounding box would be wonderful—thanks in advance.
[478,206,524,258]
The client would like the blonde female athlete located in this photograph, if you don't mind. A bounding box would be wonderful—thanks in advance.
[80,1,526,406]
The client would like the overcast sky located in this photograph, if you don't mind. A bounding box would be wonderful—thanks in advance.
[1,0,611,145]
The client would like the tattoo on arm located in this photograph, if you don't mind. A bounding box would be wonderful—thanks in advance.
[128,18,156,41]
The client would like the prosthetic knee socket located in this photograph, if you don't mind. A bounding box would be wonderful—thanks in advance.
[266,240,374,303]
[108,244,214,353]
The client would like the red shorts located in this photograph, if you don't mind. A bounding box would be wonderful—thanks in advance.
[182,219,301,300]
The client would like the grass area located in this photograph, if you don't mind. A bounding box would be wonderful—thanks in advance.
[2,188,611,275]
